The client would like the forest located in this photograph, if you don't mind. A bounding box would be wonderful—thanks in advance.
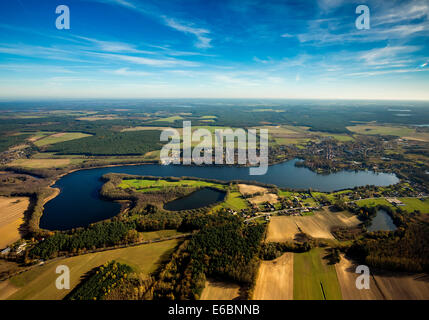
[66,261,133,300]
[146,212,265,300]
[47,130,164,155]
[348,222,429,272]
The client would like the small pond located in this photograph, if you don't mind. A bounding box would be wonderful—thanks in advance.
[367,209,397,232]
[163,188,226,211]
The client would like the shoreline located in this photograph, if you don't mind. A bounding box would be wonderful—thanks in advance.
[43,158,401,207]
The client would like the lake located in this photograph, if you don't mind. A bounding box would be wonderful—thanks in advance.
[367,209,397,232]
[40,159,399,230]
[163,188,226,211]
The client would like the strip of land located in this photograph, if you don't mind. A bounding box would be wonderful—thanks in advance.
[0,196,29,249]
[253,253,294,300]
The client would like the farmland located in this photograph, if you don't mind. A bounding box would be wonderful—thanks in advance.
[293,248,342,300]
[8,159,72,169]
[200,280,241,300]
[266,207,360,241]
[346,125,429,142]
[253,253,294,300]
[34,132,92,147]
[3,239,179,300]
[336,255,429,300]
[0,196,29,249]
[216,191,249,211]
[356,197,429,214]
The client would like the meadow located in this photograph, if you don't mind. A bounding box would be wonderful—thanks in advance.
[119,178,225,192]
[4,239,179,300]
[356,197,429,214]
[293,248,342,300]
[34,132,92,147]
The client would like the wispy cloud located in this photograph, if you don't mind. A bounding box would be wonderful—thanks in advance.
[89,0,213,49]
[89,52,200,67]
[163,17,212,49]
[107,67,152,76]
[359,45,421,66]
[75,36,155,54]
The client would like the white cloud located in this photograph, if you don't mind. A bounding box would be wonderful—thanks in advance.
[163,17,212,49]
[91,52,200,67]
[108,67,152,76]
[359,45,421,66]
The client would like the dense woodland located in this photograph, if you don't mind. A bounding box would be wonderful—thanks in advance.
[66,261,133,300]
[146,212,265,300]
[47,130,164,155]
[348,222,429,272]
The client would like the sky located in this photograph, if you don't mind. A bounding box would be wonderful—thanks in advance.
[0,0,428,100]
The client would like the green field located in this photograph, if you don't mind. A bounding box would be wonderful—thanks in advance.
[7,239,179,300]
[119,178,225,192]
[199,115,217,119]
[293,248,342,300]
[399,197,429,213]
[346,125,415,137]
[217,191,249,211]
[356,197,429,214]
[34,132,92,147]
[153,116,184,123]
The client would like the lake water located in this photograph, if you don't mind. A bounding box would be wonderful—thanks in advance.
[163,188,226,211]
[367,209,397,232]
[40,159,399,230]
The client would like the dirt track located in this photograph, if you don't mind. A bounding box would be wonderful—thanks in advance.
[253,253,294,300]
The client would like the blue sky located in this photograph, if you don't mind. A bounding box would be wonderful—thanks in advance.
[0,0,428,100]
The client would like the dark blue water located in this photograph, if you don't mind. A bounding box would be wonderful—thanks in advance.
[367,209,397,232]
[164,188,226,211]
[41,159,399,230]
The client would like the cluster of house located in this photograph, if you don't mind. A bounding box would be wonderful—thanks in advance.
[1,241,27,256]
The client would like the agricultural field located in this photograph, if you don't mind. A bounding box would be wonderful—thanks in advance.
[253,253,294,300]
[266,207,360,241]
[27,131,54,142]
[248,193,279,205]
[237,184,278,205]
[346,125,429,142]
[76,115,122,121]
[293,248,342,300]
[0,196,29,249]
[2,239,179,300]
[217,191,249,211]
[153,116,184,123]
[356,197,429,214]
[34,132,92,147]
[336,255,429,300]
[121,126,179,132]
[237,184,267,196]
[8,158,72,169]
[399,197,429,213]
[200,280,241,300]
